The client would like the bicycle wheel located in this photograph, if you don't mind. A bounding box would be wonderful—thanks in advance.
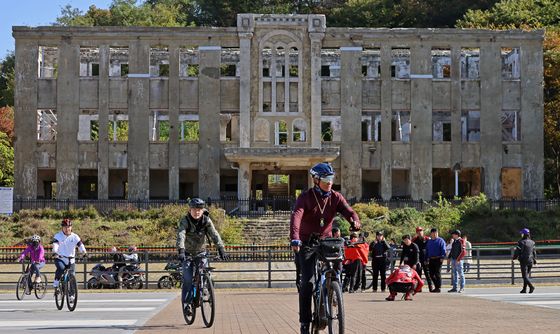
[16,275,27,300]
[200,274,215,328]
[54,284,64,310]
[34,274,48,299]
[66,274,78,312]
[182,296,196,325]
[326,281,344,334]
[364,268,374,291]
[158,275,173,289]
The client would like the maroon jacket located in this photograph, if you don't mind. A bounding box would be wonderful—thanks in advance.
[290,188,360,242]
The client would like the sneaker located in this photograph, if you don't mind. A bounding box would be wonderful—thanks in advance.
[300,323,310,334]
[404,293,413,301]
[68,295,75,303]
[458,289,464,293]
[520,289,527,294]
[52,280,59,288]
[35,277,42,284]
[448,288,458,293]
[529,286,535,294]
[385,296,395,301]
[432,288,441,293]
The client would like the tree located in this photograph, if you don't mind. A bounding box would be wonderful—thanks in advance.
[0,52,14,107]
[0,131,14,187]
[0,106,14,142]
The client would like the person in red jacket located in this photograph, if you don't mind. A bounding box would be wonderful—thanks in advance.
[385,264,424,301]
[342,232,369,292]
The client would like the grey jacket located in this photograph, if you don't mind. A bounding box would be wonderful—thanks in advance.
[514,238,537,264]
[176,212,225,255]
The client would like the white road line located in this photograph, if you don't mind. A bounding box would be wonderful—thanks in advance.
[0,307,156,312]
[0,319,137,327]
[465,293,560,297]
[0,298,168,304]
[517,300,560,305]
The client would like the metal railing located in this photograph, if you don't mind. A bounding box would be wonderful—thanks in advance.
[1,246,559,290]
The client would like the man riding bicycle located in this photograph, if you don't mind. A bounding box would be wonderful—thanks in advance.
[176,198,229,316]
[290,162,361,334]
[52,219,87,289]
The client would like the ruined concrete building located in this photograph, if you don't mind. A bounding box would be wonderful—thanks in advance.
[13,14,543,201]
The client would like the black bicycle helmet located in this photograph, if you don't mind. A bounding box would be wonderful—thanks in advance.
[189,197,205,208]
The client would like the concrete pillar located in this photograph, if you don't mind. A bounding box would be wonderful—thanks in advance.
[127,41,150,200]
[410,44,433,200]
[198,46,221,199]
[14,40,38,199]
[168,43,180,200]
[237,161,251,199]
[380,45,392,200]
[97,44,109,199]
[238,33,252,148]
[521,41,544,199]
[310,33,324,149]
[450,46,462,175]
[56,38,80,199]
[340,46,362,200]
[480,44,502,199]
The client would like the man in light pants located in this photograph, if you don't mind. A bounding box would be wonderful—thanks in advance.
[447,230,466,293]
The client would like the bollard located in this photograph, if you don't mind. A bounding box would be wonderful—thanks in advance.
[83,257,87,289]
[476,248,481,280]
[267,249,272,288]
[145,250,149,289]
[510,247,515,285]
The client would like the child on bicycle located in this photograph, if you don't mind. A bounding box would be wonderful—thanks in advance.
[176,198,229,316]
[17,235,46,290]
[52,218,87,289]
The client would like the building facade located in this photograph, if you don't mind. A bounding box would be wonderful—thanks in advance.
[13,14,544,201]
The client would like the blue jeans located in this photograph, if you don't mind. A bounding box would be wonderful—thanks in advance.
[181,258,207,303]
[54,259,75,281]
[451,260,465,290]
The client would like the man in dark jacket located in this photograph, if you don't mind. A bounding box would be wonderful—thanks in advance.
[513,228,537,293]
[370,231,390,292]
[412,226,433,290]
[447,230,466,293]
[400,235,419,270]
[425,228,446,293]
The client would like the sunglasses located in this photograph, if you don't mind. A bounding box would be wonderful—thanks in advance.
[320,175,335,183]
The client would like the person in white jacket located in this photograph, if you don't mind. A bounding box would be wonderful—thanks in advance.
[52,219,87,288]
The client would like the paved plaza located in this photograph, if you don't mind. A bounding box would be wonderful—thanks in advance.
[0,287,559,333]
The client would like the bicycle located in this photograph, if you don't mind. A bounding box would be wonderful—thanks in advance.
[16,261,47,300]
[181,251,218,327]
[54,255,79,312]
[309,237,346,334]
[158,261,183,289]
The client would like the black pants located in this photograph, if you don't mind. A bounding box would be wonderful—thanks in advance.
[388,282,414,293]
[296,247,317,324]
[343,260,361,292]
[428,258,443,289]
[417,261,433,288]
[520,261,534,290]
[371,259,387,291]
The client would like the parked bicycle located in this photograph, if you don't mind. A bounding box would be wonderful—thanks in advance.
[182,251,218,328]
[158,261,182,289]
[310,237,346,333]
[16,260,47,300]
[54,255,79,312]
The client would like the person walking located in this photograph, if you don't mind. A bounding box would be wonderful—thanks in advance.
[290,162,361,334]
[447,230,466,293]
[513,228,537,294]
[369,231,390,292]
[425,228,446,293]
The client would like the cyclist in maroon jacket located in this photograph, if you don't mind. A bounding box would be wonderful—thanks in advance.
[290,162,361,334]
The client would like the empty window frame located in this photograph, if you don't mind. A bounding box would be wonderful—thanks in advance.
[362,113,381,141]
[320,49,341,78]
[78,110,98,141]
[460,48,480,80]
[150,46,169,77]
[461,111,480,142]
[79,47,100,77]
[361,48,381,78]
[502,110,521,142]
[109,47,129,77]
[391,48,410,79]
[432,48,451,79]
[179,47,199,77]
[37,109,57,141]
[321,121,333,142]
[108,111,128,141]
[38,46,58,78]
[391,111,411,142]
[292,118,306,142]
[275,120,288,146]
[502,47,520,80]
[150,111,170,142]
[179,115,200,142]
[433,112,452,142]
[221,48,239,77]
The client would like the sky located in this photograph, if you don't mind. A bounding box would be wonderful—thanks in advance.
[0,0,113,59]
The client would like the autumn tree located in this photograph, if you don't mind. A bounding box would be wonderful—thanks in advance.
[0,52,14,107]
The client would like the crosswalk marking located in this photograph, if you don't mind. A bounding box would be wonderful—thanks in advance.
[0,307,156,312]
[0,298,168,304]
[466,292,560,298]
[0,319,137,327]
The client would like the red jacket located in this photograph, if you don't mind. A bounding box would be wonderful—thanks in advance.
[386,267,424,293]
[343,243,369,265]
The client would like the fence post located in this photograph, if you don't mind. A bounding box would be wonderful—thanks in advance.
[267,249,272,288]
[476,248,481,280]
[83,257,88,289]
[510,247,515,285]
[145,250,149,289]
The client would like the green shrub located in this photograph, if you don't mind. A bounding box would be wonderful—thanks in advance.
[424,196,461,237]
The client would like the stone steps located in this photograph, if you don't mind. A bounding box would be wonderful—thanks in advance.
[242,218,291,244]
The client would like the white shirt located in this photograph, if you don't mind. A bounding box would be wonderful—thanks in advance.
[52,231,86,263]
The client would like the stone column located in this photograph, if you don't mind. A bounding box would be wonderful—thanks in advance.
[309,33,324,149]
[521,41,544,199]
[380,45,392,200]
[450,46,462,171]
[340,46,362,200]
[237,161,251,201]
[409,44,433,200]
[127,41,150,200]
[97,44,109,199]
[198,46,221,199]
[480,44,502,199]
[238,33,252,148]
[56,38,80,199]
[168,43,180,200]
[14,40,38,199]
